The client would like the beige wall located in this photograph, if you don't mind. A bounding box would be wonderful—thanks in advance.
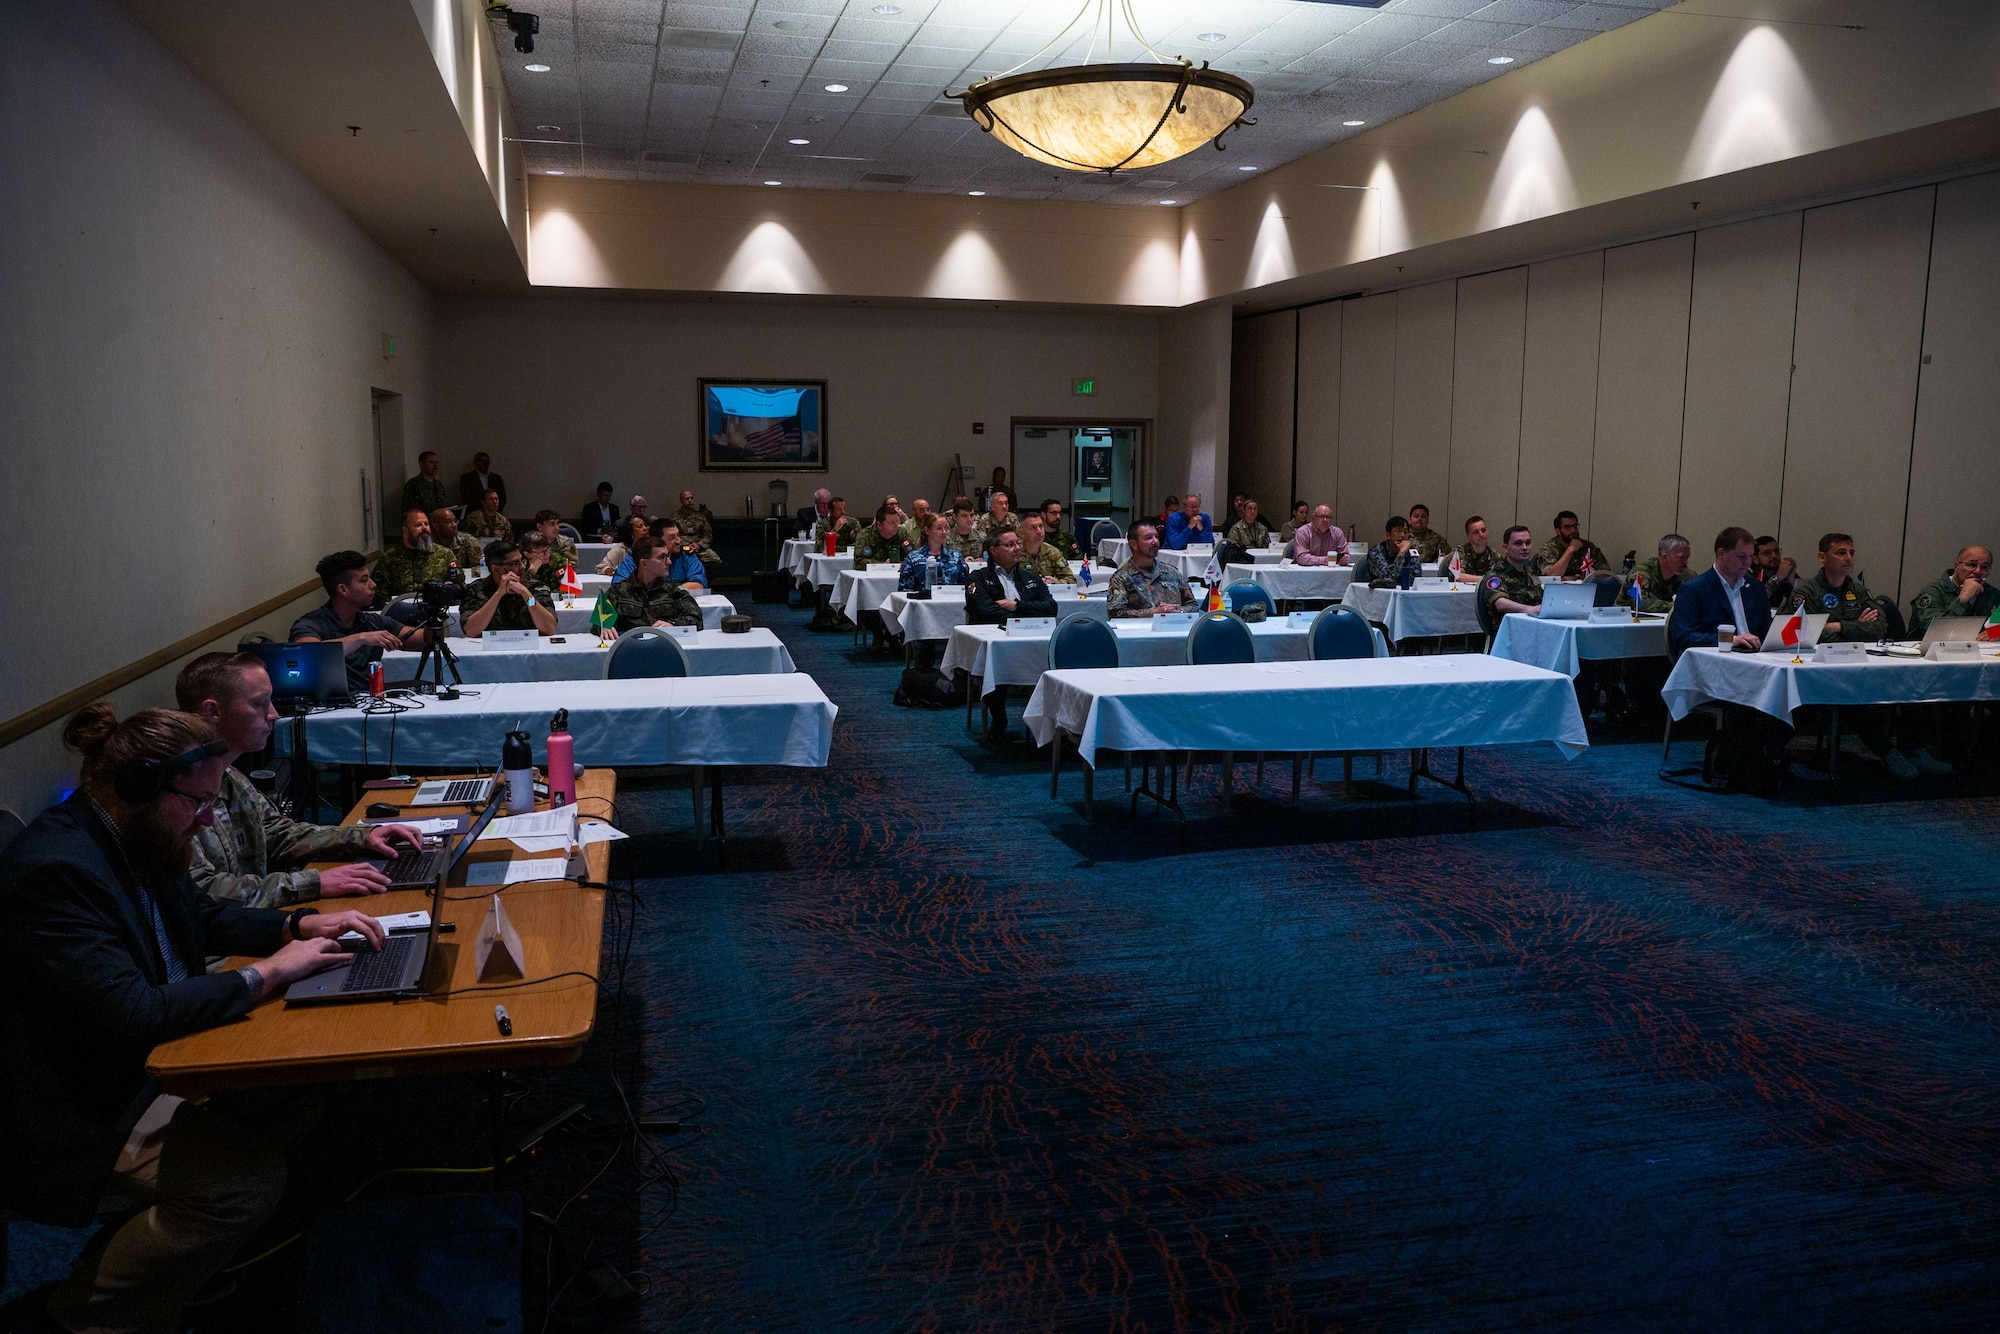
[1229,168,2000,606]
[1155,306,1231,513]
[1,0,435,815]
[432,295,1159,522]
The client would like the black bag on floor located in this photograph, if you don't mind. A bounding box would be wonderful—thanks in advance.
[893,666,966,709]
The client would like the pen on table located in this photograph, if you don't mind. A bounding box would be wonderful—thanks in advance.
[494,1005,512,1036]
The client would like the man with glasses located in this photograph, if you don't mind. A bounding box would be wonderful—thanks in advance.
[461,541,558,636]
[176,652,423,907]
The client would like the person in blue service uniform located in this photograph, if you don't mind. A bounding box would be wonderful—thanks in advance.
[1162,494,1214,550]
[899,513,969,591]
[291,550,428,693]
[1668,526,1787,791]
[966,527,1058,740]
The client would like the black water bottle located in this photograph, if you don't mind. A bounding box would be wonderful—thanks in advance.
[502,729,535,813]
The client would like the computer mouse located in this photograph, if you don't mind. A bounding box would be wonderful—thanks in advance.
[366,802,402,818]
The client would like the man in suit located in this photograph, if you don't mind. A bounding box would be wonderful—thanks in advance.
[400,450,450,518]
[0,703,382,1332]
[458,451,506,512]
[579,482,620,541]
[966,527,1058,740]
[1668,526,1786,790]
[798,487,833,535]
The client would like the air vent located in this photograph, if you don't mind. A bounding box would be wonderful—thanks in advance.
[922,103,965,118]
[860,172,914,184]
[663,29,740,50]
[642,150,699,164]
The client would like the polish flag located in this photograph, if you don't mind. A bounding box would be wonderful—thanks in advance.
[1777,611,1804,647]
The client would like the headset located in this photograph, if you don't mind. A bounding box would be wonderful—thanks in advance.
[113,739,229,805]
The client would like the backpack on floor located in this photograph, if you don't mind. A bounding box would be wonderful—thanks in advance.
[893,666,966,709]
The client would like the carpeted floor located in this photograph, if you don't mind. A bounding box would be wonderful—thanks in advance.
[8,598,2000,1331]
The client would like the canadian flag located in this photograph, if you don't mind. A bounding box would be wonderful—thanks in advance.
[1776,611,1804,647]
[560,563,582,597]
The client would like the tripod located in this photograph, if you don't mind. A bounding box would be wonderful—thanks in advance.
[409,611,463,699]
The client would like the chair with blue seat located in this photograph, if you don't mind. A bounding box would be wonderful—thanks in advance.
[604,626,691,678]
[1296,606,1381,803]
[1591,574,1623,607]
[1047,616,1121,816]
[558,522,583,544]
[1180,611,1257,798]
[383,595,426,629]
[1088,519,1123,555]
[1223,580,1273,618]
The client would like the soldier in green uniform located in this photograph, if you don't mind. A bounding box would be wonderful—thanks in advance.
[898,499,935,546]
[1454,516,1499,581]
[401,450,451,518]
[1225,498,1273,550]
[670,490,721,573]
[1107,521,1194,616]
[1908,545,1997,636]
[1018,514,1076,583]
[1536,510,1610,579]
[1406,503,1453,563]
[464,488,513,542]
[975,493,1019,540]
[605,537,703,633]
[813,496,860,551]
[373,508,456,603]
[1790,533,1888,641]
[1631,534,1691,613]
[432,506,483,573]
[946,503,984,559]
[175,651,426,907]
[852,506,915,568]
[1038,500,1080,561]
[1482,524,1545,623]
[530,510,579,574]
[461,541,556,634]
[523,531,569,598]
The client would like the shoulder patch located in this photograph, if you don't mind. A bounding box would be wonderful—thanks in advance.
[1486,576,1503,590]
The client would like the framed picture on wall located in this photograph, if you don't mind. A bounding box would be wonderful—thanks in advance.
[698,378,827,472]
[1081,444,1113,485]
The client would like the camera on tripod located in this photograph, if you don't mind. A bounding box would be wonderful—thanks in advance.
[420,577,463,612]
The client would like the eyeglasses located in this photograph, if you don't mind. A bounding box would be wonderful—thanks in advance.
[165,786,219,815]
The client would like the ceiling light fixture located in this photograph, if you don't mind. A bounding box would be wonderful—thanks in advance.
[823,83,849,92]
[1343,119,1366,126]
[536,123,561,132]
[1487,55,1515,64]
[546,169,565,175]
[1197,32,1225,42]
[968,190,986,195]
[871,3,902,12]
[1158,199,1179,205]
[1237,164,1257,171]
[789,137,810,144]
[946,0,1255,175]
[524,63,550,72]
[764,179,782,185]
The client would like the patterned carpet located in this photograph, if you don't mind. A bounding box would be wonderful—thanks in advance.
[7,598,2000,1331]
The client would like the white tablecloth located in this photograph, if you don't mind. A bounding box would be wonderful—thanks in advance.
[1340,582,1484,642]
[781,538,815,579]
[1490,613,1668,677]
[1225,562,1353,601]
[942,618,1387,699]
[382,629,794,684]
[446,593,734,635]
[881,586,1108,643]
[1022,656,1589,765]
[1098,538,1129,565]
[575,542,613,567]
[1661,644,2000,723]
[281,675,836,768]
[830,567,906,614]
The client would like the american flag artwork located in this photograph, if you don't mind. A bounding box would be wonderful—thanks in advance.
[701,380,825,469]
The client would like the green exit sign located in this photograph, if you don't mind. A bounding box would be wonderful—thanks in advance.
[1072,378,1096,396]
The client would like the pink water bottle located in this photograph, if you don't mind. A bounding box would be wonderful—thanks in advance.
[547,709,576,807]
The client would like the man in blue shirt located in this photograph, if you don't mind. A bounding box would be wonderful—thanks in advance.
[655,519,710,591]
[1162,493,1214,550]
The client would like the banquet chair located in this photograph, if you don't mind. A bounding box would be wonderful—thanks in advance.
[1297,606,1382,803]
[1224,581,1274,617]
[558,522,582,543]
[1088,519,1123,551]
[604,626,691,679]
[1184,611,1257,795]
[1047,616,1120,816]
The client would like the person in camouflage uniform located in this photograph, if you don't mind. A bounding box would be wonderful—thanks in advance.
[530,510,579,574]
[670,490,721,571]
[1018,514,1076,583]
[605,538,703,633]
[1037,500,1080,561]
[898,499,935,546]
[1482,524,1545,622]
[461,541,556,634]
[464,489,513,542]
[1108,521,1194,616]
[946,504,984,559]
[1454,516,1499,582]
[523,531,568,599]
[175,651,425,907]
[853,506,915,568]
[1406,504,1453,563]
[373,508,456,603]
[1791,533,1888,641]
[1537,510,1609,579]
[975,493,1019,540]
[431,506,483,574]
[1908,545,1997,636]
[813,497,860,551]
[1225,498,1272,550]
[1631,535,1691,613]
[401,450,451,518]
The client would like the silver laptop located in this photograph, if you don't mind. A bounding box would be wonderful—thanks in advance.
[1918,616,1983,649]
[411,770,497,807]
[1758,611,1829,652]
[1538,582,1596,620]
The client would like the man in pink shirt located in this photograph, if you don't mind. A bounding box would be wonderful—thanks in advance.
[1290,505,1352,567]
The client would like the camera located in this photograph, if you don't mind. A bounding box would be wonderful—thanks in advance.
[420,577,462,612]
[506,9,539,53]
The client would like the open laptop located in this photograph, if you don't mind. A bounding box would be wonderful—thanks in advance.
[412,769,498,807]
[249,641,348,707]
[1758,611,1829,652]
[284,797,497,1004]
[373,786,501,890]
[1538,582,1597,620]
[1919,616,1983,649]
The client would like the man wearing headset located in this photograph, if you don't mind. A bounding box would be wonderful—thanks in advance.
[0,703,383,1333]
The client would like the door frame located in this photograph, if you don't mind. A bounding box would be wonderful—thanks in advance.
[1008,416,1152,524]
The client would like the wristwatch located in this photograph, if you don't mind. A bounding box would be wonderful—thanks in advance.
[285,906,319,941]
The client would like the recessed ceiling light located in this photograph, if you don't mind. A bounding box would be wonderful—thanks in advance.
[1234,58,1269,69]
[524,63,550,72]
[1343,119,1366,126]
[772,19,811,32]
[824,83,849,93]
[764,179,782,185]
[968,190,986,196]
[871,3,902,12]
[1487,55,1516,64]
[1197,32,1226,43]
[1237,164,1257,171]
[789,138,810,144]
[1159,199,1178,205]
[536,124,561,132]
[545,169,565,175]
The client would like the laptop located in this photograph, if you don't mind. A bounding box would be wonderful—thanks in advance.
[1758,611,1829,652]
[283,797,497,1004]
[1918,616,1983,650]
[372,787,501,890]
[412,769,498,807]
[249,641,348,706]
[1538,582,1597,620]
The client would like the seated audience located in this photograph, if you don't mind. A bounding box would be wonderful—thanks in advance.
[1225,497,1271,550]
[670,490,720,571]
[814,496,860,551]
[1455,516,1496,581]
[291,551,426,692]
[854,505,915,569]
[1163,494,1213,550]
[654,520,710,591]
[1229,492,1250,531]
[967,528,1058,739]
[461,541,557,635]
[1108,520,1195,617]
[975,492,1018,539]
[1538,510,1610,579]
[432,506,483,573]
[1791,533,1887,641]
[898,514,969,590]
[981,465,1016,513]
[522,531,563,597]
[458,451,506,511]
[1280,500,1311,544]
[798,486,833,534]
[1633,534,1691,612]
[597,516,650,578]
[579,481,620,540]
[1291,506,1351,567]
[175,652,422,907]
[532,510,579,573]
[1406,503,1452,562]
[898,498,934,546]
[1038,500,1079,560]
[628,494,654,534]
[946,503,984,559]
[401,449,450,517]
[0,704,383,1332]
[1752,535,1798,609]
[1019,513,1076,583]
[1909,545,1997,636]
[1360,516,1422,585]
[1482,525,1546,621]
[604,537,703,636]
[464,487,512,541]
[372,507,454,603]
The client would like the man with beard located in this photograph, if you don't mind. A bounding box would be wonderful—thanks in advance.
[372,507,455,603]
[0,703,383,1332]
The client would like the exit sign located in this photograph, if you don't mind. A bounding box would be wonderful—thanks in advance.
[1072,378,1096,396]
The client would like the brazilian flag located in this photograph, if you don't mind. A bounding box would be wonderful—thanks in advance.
[590,589,617,638]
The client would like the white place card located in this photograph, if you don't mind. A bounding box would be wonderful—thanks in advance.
[1184,544,1216,556]
[1153,612,1198,632]
[1287,610,1318,628]
[867,563,901,573]
[1589,607,1633,624]
[661,623,701,640]
[1927,640,1983,661]
[1006,617,1056,636]
[1814,641,1870,663]
[482,629,540,646]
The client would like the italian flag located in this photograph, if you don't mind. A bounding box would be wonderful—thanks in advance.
[1982,607,2000,642]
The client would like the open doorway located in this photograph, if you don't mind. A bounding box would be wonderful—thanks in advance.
[1010,418,1146,551]
[371,389,405,553]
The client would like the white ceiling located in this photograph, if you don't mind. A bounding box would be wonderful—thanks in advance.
[502,0,1674,203]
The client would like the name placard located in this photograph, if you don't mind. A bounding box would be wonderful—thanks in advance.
[1153,612,1198,632]
[1006,617,1056,636]
[1814,641,1870,663]
[1927,640,1983,661]
[867,563,901,573]
[1588,607,1632,624]
[482,629,540,647]
[1287,610,1318,629]
[661,623,701,640]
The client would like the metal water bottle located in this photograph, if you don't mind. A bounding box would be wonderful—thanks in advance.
[502,729,536,813]
[546,710,575,808]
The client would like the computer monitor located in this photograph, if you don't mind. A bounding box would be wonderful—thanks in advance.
[248,640,349,705]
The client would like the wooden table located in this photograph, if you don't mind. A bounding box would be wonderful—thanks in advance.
[146,770,617,1094]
